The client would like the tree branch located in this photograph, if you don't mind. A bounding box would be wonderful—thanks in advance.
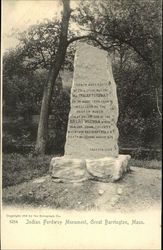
[67,35,113,51]
[125,39,154,69]
[78,23,155,69]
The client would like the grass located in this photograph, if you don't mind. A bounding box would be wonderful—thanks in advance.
[2,153,53,188]
[130,159,162,170]
[2,153,162,188]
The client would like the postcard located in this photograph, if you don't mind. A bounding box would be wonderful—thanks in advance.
[1,0,161,249]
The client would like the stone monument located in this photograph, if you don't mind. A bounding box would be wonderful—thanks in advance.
[50,42,131,182]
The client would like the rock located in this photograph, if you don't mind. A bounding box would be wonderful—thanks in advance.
[86,157,115,178]
[33,177,46,184]
[64,42,119,159]
[86,155,131,181]
[117,187,123,195]
[50,155,131,182]
[98,190,105,195]
[49,42,131,183]
[113,155,131,181]
[72,181,84,185]
[52,178,63,183]
[50,157,87,182]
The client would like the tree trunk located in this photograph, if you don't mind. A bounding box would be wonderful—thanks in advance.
[35,0,71,154]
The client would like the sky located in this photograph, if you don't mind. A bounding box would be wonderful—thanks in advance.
[2,0,78,52]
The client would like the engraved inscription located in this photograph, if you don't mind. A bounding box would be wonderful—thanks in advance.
[64,42,119,159]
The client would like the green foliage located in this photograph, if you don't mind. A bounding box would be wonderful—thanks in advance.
[18,19,61,70]
[74,0,161,89]
[17,18,75,71]
[75,0,161,64]
[3,18,74,118]
[3,49,48,117]
[113,59,162,149]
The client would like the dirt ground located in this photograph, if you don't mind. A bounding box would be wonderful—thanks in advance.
[3,166,161,212]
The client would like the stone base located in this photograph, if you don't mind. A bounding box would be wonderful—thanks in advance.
[49,157,88,183]
[49,155,131,183]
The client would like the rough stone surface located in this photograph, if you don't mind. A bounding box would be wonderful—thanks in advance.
[50,157,87,182]
[86,157,115,178]
[86,155,131,181]
[50,42,131,183]
[64,42,119,159]
[50,155,131,182]
[113,155,131,181]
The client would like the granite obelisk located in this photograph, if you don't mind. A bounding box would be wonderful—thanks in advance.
[65,42,119,159]
[50,42,130,182]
